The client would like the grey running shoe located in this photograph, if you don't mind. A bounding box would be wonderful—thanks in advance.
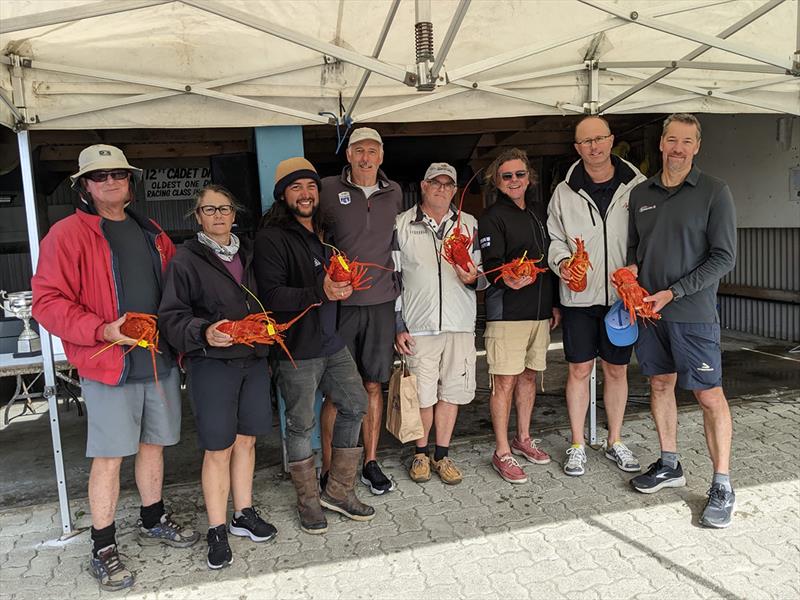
[602,440,641,472]
[630,459,686,494]
[137,513,200,548]
[564,446,587,477]
[89,544,134,592]
[699,484,736,528]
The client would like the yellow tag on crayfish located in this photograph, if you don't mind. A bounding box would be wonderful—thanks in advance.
[137,340,149,348]
[337,255,350,272]
[267,323,276,336]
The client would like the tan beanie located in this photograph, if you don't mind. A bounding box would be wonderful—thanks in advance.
[273,157,321,201]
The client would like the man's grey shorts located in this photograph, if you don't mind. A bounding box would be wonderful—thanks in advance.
[80,367,182,458]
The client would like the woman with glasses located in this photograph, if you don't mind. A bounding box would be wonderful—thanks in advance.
[159,184,276,570]
[477,148,561,485]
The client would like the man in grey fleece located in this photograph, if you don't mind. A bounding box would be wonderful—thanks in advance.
[626,113,737,529]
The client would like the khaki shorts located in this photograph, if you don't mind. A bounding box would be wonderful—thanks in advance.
[405,332,476,408]
[484,320,550,375]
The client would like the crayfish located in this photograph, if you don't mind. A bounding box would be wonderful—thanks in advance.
[217,303,319,367]
[91,312,162,384]
[441,171,479,273]
[324,244,393,291]
[611,267,661,322]
[563,237,593,292]
[483,250,549,284]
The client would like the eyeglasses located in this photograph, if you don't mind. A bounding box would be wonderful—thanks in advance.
[197,204,235,216]
[84,169,130,182]
[576,134,612,147]
[426,179,456,191]
[499,170,528,181]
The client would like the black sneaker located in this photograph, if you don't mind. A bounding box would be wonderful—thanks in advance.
[699,484,736,528]
[360,460,396,495]
[89,544,135,592]
[229,507,277,543]
[206,525,233,570]
[629,459,686,494]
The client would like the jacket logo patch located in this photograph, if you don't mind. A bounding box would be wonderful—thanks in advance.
[639,205,657,213]
[479,236,491,249]
[313,258,321,267]
[99,150,111,156]
[338,191,351,205]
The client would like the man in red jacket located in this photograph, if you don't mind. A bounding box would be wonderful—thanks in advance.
[32,145,198,592]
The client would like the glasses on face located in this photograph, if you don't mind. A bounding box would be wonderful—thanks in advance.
[426,179,456,191]
[84,169,130,183]
[499,170,528,182]
[197,204,234,216]
[576,134,612,147]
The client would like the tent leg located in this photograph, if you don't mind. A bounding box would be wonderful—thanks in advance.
[589,359,598,448]
[17,129,74,537]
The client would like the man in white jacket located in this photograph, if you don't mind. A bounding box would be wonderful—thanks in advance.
[547,116,647,477]
[393,163,487,485]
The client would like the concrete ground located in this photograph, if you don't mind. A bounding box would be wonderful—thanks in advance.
[0,330,798,599]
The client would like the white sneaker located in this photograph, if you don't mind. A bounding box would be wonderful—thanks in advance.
[564,445,587,477]
[602,440,641,472]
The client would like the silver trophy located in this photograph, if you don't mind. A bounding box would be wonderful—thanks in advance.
[1,290,41,354]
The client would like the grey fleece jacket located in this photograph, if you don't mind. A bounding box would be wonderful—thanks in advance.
[627,165,736,323]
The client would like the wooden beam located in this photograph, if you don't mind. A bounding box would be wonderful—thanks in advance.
[718,284,800,304]
[39,141,250,161]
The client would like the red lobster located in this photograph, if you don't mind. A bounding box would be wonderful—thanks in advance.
[324,245,393,291]
[563,237,592,292]
[92,312,161,384]
[482,250,549,284]
[611,267,661,322]
[217,303,319,368]
[441,171,480,273]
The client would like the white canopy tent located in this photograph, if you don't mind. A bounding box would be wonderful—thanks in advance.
[1,0,798,538]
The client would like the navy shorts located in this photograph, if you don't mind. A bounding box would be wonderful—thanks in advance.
[337,301,395,383]
[561,305,634,365]
[187,356,272,451]
[635,320,723,390]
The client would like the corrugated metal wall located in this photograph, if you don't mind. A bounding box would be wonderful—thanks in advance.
[719,227,800,341]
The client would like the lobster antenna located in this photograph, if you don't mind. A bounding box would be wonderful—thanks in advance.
[321,241,342,255]
[455,168,484,230]
[240,283,269,318]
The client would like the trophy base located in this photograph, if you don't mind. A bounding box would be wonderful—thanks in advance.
[17,335,42,355]
[13,349,42,359]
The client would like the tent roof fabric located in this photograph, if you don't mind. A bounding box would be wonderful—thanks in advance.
[1,0,798,130]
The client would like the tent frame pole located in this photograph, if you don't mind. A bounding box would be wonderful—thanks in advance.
[430,0,471,83]
[17,128,74,538]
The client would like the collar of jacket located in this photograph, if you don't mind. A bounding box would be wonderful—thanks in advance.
[650,164,702,190]
[565,154,637,195]
[411,203,457,225]
[339,165,391,189]
[492,190,537,211]
[75,205,163,237]
[185,235,253,269]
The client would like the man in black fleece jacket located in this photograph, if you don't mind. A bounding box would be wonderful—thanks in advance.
[478,148,561,485]
[627,113,737,529]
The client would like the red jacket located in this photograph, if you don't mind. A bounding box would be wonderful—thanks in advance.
[32,208,175,386]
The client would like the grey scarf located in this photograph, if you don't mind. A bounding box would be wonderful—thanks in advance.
[197,231,240,262]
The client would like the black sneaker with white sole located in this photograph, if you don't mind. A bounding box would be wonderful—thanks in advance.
[629,459,686,494]
[699,484,736,528]
[228,507,277,543]
[360,460,396,495]
[206,525,232,570]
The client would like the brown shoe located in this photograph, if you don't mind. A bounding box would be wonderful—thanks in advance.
[431,456,463,485]
[288,456,328,534]
[409,453,431,483]
[320,447,376,521]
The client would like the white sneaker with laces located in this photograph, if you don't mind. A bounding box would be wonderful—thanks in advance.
[564,445,587,477]
[603,440,641,472]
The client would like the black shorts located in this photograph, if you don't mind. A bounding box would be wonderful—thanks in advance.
[187,356,273,451]
[338,301,395,383]
[561,305,634,365]
[635,320,723,390]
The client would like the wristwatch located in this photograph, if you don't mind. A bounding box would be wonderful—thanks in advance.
[668,285,683,301]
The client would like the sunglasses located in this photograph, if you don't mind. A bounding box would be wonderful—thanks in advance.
[84,169,130,183]
[197,204,235,216]
[500,170,528,181]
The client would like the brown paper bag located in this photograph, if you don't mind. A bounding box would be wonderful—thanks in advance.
[385,355,423,443]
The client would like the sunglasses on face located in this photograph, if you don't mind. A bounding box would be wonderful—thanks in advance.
[84,169,130,182]
[500,170,528,181]
[197,204,235,216]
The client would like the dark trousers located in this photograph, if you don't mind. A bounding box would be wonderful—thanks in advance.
[275,347,367,462]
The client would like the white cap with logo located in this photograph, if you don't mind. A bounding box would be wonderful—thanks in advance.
[424,162,457,182]
[70,144,142,184]
[348,127,383,147]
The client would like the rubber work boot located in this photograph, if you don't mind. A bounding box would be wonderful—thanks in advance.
[288,456,328,535]
[320,447,376,521]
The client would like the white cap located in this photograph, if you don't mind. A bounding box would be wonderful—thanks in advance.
[424,162,457,182]
[348,127,383,146]
[70,144,142,184]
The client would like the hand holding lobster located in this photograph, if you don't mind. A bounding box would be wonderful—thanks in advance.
[324,244,393,292]
[323,274,353,302]
[205,320,233,347]
[442,227,476,274]
[94,312,162,384]
[560,237,592,292]
[483,251,549,288]
[611,267,661,322]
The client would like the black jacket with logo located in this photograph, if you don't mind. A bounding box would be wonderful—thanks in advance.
[478,191,558,322]
[158,236,268,360]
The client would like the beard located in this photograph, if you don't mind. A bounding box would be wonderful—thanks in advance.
[289,200,317,219]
